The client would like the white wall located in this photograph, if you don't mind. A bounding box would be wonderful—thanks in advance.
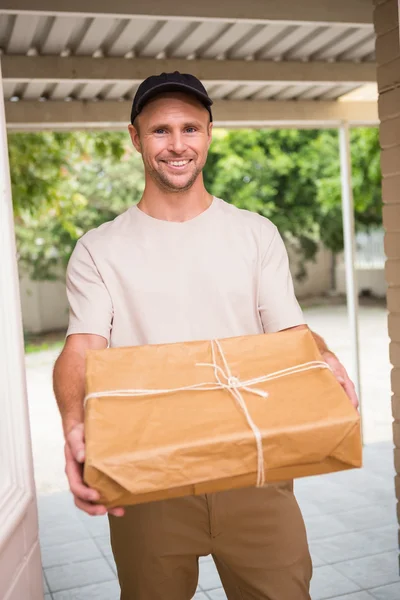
[336,263,387,298]
[20,274,69,334]
[290,245,333,300]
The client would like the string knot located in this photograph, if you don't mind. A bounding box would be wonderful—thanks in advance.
[228,376,240,388]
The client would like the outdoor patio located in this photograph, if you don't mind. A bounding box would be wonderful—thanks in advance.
[38,442,398,600]
[29,303,399,598]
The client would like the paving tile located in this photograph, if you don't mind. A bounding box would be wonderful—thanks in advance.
[38,494,78,531]
[41,538,102,568]
[43,574,50,594]
[207,589,228,599]
[38,492,75,516]
[316,490,371,515]
[310,565,361,599]
[295,478,338,503]
[296,478,372,515]
[45,557,115,593]
[39,510,80,532]
[77,514,110,538]
[105,553,117,575]
[334,504,397,533]
[310,548,325,568]
[297,499,325,519]
[92,534,118,574]
[333,550,399,589]
[363,443,394,477]
[324,593,375,599]
[52,579,120,600]
[199,554,213,564]
[40,519,90,548]
[325,465,395,504]
[38,497,79,522]
[309,525,397,564]
[192,593,209,600]
[93,534,113,558]
[198,560,222,591]
[44,595,52,600]
[370,582,400,599]
[303,513,347,541]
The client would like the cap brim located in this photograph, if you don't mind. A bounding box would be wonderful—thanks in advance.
[136,82,213,113]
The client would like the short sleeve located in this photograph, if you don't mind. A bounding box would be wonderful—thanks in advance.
[258,226,306,333]
[66,240,113,342]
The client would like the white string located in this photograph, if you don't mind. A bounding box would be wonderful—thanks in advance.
[84,340,329,487]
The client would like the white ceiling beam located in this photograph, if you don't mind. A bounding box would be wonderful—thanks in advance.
[6,14,41,53]
[4,99,379,130]
[1,56,377,85]
[0,0,373,25]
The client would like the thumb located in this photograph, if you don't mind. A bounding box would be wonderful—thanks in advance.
[66,423,85,463]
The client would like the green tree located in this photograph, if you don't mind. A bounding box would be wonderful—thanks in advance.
[9,127,381,282]
[204,127,381,278]
[303,128,382,254]
[10,131,144,280]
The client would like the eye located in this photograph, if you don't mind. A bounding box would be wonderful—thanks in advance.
[154,128,166,134]
[185,126,197,133]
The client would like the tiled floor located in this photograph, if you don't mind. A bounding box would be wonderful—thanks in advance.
[38,442,399,599]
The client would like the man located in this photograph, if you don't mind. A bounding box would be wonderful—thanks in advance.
[53,72,358,600]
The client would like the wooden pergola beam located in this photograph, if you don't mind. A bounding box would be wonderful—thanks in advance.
[0,0,373,25]
[5,99,379,130]
[1,56,377,86]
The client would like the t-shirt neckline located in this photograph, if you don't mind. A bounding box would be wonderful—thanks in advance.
[132,196,219,227]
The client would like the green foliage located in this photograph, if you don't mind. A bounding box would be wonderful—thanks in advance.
[205,129,321,274]
[9,127,381,282]
[205,127,382,271]
[10,131,144,280]
[301,128,382,253]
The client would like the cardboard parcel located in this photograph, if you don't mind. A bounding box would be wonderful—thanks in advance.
[84,328,362,508]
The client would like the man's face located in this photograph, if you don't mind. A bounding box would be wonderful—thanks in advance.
[129,92,213,193]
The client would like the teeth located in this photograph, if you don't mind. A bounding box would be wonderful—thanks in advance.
[167,160,189,166]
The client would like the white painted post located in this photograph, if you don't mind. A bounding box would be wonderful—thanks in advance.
[339,122,363,437]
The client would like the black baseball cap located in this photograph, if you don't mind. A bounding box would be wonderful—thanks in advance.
[130,71,213,124]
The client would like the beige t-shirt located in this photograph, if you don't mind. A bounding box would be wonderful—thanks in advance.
[66,197,305,347]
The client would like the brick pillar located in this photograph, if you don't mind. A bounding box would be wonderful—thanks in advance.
[373,0,400,528]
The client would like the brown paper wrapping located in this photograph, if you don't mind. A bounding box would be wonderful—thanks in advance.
[83,328,362,508]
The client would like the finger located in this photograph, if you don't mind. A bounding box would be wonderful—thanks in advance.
[74,496,108,516]
[65,449,100,503]
[66,463,99,502]
[342,379,359,409]
[108,507,125,517]
[67,423,85,463]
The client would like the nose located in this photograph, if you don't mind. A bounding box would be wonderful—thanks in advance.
[168,131,187,154]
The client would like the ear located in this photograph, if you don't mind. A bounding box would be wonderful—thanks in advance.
[128,123,142,154]
[207,121,213,148]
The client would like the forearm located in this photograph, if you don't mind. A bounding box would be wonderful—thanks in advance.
[53,349,86,436]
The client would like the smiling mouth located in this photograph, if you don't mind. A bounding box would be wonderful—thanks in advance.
[162,159,192,169]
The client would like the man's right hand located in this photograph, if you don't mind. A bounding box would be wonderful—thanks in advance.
[65,422,125,518]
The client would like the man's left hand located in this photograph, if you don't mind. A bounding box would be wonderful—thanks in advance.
[321,351,359,410]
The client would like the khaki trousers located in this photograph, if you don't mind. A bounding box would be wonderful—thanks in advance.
[109,482,312,600]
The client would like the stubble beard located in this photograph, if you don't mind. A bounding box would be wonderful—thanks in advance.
[148,159,203,193]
